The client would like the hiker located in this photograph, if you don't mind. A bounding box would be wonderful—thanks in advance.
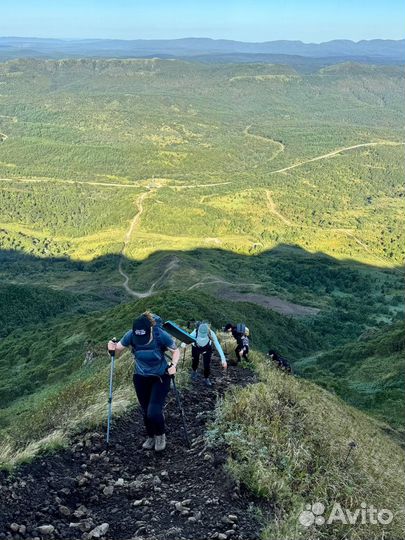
[185,322,227,386]
[267,349,292,373]
[236,327,250,362]
[225,323,250,362]
[107,311,179,452]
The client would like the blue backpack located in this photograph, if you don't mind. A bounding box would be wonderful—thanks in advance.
[130,326,168,376]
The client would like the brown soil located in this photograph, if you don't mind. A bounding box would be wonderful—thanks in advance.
[217,289,320,317]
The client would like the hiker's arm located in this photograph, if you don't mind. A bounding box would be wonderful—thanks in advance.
[211,331,227,369]
[167,347,180,375]
[107,330,132,358]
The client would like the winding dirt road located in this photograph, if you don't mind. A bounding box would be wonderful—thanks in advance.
[244,125,285,161]
[118,191,152,298]
[117,189,179,299]
[269,140,405,174]
[265,190,292,226]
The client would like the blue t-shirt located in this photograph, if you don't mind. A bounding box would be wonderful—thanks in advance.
[120,327,176,376]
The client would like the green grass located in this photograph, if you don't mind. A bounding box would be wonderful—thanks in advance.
[208,350,405,540]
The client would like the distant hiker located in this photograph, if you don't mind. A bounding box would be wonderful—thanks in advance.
[107,311,179,452]
[185,322,227,386]
[225,323,250,363]
[236,327,250,362]
[267,349,292,373]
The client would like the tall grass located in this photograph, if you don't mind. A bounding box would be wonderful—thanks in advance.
[208,351,405,540]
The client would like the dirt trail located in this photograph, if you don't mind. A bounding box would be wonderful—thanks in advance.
[187,277,318,317]
[0,362,265,540]
[0,178,231,190]
[265,191,292,226]
[337,229,388,265]
[118,190,155,299]
[243,125,284,161]
[116,184,182,299]
[269,140,405,175]
[217,289,320,317]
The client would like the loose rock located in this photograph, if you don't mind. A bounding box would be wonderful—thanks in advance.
[89,523,109,538]
[37,525,55,535]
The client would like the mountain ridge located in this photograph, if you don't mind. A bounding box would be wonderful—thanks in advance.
[0,36,404,64]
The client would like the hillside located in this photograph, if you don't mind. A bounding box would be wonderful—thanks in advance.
[209,351,405,540]
[295,322,405,433]
[0,349,403,540]
[0,56,403,538]
[0,56,404,453]
[0,59,403,270]
[0,291,317,465]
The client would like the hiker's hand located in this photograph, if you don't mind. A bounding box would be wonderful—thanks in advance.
[168,364,177,376]
[222,361,228,370]
[107,339,117,353]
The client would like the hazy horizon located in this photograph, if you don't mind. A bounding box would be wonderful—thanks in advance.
[1,35,404,43]
[1,0,404,42]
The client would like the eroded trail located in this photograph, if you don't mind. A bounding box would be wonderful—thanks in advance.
[269,140,405,174]
[118,190,152,299]
[0,362,264,540]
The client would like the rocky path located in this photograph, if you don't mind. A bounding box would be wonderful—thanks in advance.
[0,363,266,540]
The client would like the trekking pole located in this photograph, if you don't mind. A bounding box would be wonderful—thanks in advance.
[181,347,187,367]
[171,375,191,449]
[106,337,117,449]
[343,441,357,466]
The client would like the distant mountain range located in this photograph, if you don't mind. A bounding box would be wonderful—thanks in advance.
[0,37,404,65]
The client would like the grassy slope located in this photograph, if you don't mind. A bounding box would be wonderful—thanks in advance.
[294,322,405,433]
[209,350,405,540]
[0,291,316,465]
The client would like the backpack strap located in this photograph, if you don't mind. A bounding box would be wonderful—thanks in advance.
[153,325,164,352]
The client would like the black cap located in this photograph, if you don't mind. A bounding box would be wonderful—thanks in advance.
[132,315,152,346]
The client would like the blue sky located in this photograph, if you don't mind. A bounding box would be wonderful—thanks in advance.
[1,0,404,42]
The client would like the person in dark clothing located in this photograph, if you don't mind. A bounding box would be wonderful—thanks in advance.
[225,323,250,362]
[267,349,292,373]
[235,328,250,362]
[108,311,179,452]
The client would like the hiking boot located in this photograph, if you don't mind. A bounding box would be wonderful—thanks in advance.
[155,434,166,452]
[204,378,213,387]
[191,371,198,382]
[142,437,155,450]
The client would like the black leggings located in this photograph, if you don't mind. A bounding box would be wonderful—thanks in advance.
[192,344,212,378]
[133,374,171,437]
[235,344,249,361]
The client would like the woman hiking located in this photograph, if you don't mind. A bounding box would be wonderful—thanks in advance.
[107,311,179,452]
[184,322,227,386]
[224,322,250,362]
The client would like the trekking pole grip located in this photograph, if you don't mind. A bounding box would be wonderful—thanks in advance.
[108,337,117,358]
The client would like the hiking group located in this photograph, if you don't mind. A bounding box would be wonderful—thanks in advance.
[107,312,248,452]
